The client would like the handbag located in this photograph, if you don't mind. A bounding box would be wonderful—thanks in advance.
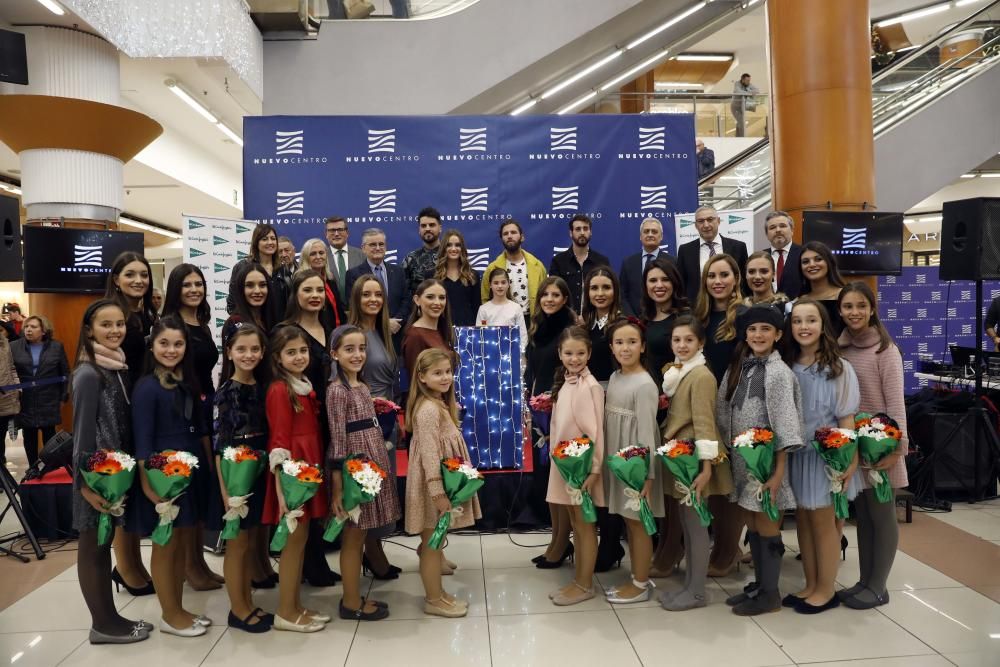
[344,0,375,19]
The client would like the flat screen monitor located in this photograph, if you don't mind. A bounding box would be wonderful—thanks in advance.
[0,28,28,85]
[950,345,1000,369]
[22,226,145,294]
[802,211,903,276]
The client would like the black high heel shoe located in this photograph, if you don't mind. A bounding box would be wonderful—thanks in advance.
[111,568,155,596]
[535,543,574,569]
[362,555,400,580]
[841,535,848,561]
[593,543,626,573]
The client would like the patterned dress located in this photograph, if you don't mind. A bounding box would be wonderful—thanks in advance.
[716,350,804,513]
[326,381,401,531]
[211,379,268,530]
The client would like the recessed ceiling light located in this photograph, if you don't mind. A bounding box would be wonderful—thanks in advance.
[673,54,732,62]
[36,0,65,16]
[600,50,671,92]
[510,99,538,116]
[556,91,598,115]
[540,50,623,100]
[164,79,217,123]
[875,3,949,28]
[627,2,707,50]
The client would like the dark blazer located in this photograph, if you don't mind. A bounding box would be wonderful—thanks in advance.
[327,244,365,276]
[547,248,611,314]
[765,243,803,301]
[697,147,716,178]
[345,261,411,322]
[676,235,749,303]
[9,338,70,428]
[619,250,674,316]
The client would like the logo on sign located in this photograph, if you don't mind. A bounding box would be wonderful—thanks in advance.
[459,128,487,152]
[552,246,569,259]
[236,224,253,235]
[214,263,230,273]
[368,188,397,214]
[275,130,303,156]
[962,324,972,334]
[902,325,913,335]
[368,129,396,154]
[640,186,667,211]
[213,236,227,246]
[917,308,927,318]
[188,219,204,230]
[460,187,489,213]
[887,308,897,319]
[916,273,927,284]
[74,245,102,269]
[932,325,942,335]
[550,127,578,151]
[189,248,206,258]
[384,249,399,265]
[947,307,957,318]
[468,247,490,271]
[842,227,867,250]
[638,126,665,151]
[276,191,305,217]
[237,250,248,260]
[551,186,580,211]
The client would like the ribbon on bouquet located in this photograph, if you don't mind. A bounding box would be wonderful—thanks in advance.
[282,507,305,534]
[867,467,883,486]
[674,479,694,507]
[745,476,765,503]
[824,465,844,494]
[565,484,583,505]
[222,494,252,522]
[155,495,181,525]
[104,497,126,518]
[623,487,643,512]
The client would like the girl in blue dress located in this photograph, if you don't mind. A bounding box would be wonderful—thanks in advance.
[783,298,860,614]
[132,316,213,638]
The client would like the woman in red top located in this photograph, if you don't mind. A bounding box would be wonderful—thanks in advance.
[263,326,329,633]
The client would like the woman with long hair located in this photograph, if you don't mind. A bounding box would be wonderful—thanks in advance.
[298,238,346,333]
[797,242,846,337]
[401,279,455,380]
[744,250,789,308]
[227,224,285,329]
[581,267,623,385]
[434,229,481,327]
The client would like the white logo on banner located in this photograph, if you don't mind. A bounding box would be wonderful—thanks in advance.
[552,246,568,258]
[74,245,102,268]
[550,127,578,152]
[276,191,305,216]
[917,308,927,318]
[903,325,913,335]
[384,249,399,265]
[932,325,943,335]
[460,187,489,212]
[916,273,927,284]
[468,247,490,271]
[640,185,667,210]
[948,307,957,318]
[638,126,665,151]
[887,308,897,319]
[459,128,487,152]
[551,186,580,211]
[961,290,972,300]
[368,188,397,214]
[962,324,972,335]
[842,227,867,250]
[368,129,396,154]
[275,130,304,155]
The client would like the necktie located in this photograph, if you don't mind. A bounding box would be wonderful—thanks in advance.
[336,250,347,300]
[643,253,653,271]
[775,249,785,286]
[374,264,386,290]
[707,242,717,257]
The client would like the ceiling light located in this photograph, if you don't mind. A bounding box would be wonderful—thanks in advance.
[540,50,623,100]
[36,0,65,16]
[557,91,597,115]
[955,0,985,7]
[164,79,217,123]
[875,3,949,28]
[981,173,1000,178]
[119,216,182,239]
[216,122,244,146]
[655,81,704,90]
[960,173,977,178]
[628,2,707,50]
[600,50,671,91]
[673,54,732,62]
[510,99,538,116]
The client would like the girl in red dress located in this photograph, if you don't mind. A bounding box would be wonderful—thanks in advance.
[263,326,329,633]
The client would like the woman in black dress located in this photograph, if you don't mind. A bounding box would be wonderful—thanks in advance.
[227,224,286,330]
[797,241,846,338]
[163,263,224,590]
[433,229,482,327]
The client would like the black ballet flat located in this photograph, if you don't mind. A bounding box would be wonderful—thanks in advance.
[362,555,400,580]
[782,593,805,608]
[794,595,841,614]
[339,598,389,621]
[228,609,273,633]
[111,568,155,597]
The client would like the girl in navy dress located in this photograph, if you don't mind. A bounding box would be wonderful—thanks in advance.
[213,323,273,632]
[133,316,212,637]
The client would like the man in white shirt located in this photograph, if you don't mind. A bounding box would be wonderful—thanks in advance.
[675,205,748,303]
[325,216,364,302]
[762,210,802,300]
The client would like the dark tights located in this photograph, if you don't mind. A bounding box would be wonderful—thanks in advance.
[77,528,139,635]
[22,426,56,467]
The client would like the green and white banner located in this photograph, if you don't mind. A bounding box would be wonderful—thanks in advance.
[675,208,754,250]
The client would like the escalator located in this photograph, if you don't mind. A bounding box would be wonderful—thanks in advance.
[699,0,1000,214]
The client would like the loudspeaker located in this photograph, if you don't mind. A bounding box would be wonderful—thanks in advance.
[939,197,1000,280]
[0,194,22,281]
[0,28,28,85]
[927,412,998,494]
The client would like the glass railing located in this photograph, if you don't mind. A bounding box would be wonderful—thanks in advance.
[696,0,1000,211]
[608,92,770,139]
[318,0,478,20]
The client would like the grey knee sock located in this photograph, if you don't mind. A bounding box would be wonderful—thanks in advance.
[854,488,897,602]
[747,531,762,586]
[854,490,875,588]
[758,535,784,595]
[682,506,709,599]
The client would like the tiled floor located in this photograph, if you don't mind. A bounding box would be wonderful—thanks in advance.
[2,445,1000,666]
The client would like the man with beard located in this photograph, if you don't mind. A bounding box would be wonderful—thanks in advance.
[480,218,548,317]
[761,210,802,300]
[402,206,442,294]
[547,214,610,313]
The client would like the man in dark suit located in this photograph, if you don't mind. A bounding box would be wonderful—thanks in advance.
[619,217,674,316]
[325,216,365,303]
[696,139,715,178]
[345,227,410,334]
[548,213,610,313]
[676,205,749,304]
[762,210,802,300]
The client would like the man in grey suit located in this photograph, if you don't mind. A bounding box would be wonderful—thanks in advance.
[619,217,674,316]
[325,216,365,303]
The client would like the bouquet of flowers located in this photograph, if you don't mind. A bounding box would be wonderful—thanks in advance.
[428,458,485,549]
[732,427,780,521]
[323,453,389,543]
[656,439,712,527]
[145,450,200,546]
[811,427,858,519]
[373,397,402,440]
[269,450,323,551]
[855,412,902,503]
[219,445,265,540]
[606,445,657,535]
[551,436,598,523]
[80,449,137,545]
[528,392,553,461]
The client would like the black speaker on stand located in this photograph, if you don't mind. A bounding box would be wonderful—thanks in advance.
[919,197,1000,502]
[0,194,22,282]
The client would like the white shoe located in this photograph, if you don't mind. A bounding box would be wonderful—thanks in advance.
[193,615,212,627]
[273,613,325,633]
[160,618,207,638]
[606,579,655,604]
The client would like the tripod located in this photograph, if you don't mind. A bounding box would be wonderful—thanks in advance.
[0,456,46,562]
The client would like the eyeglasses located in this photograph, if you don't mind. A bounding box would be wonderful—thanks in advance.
[327,227,347,234]
[365,242,386,248]
[695,216,718,223]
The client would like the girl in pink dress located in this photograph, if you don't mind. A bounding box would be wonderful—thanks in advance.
[546,325,605,606]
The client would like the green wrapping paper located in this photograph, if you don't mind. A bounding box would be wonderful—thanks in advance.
[146,468,194,546]
[551,437,598,523]
[80,467,136,546]
[428,459,484,550]
[219,451,265,540]
[656,441,713,527]
[323,454,387,543]
[269,470,322,551]
[606,448,657,535]
[856,413,901,504]
[811,428,858,519]
[732,429,780,522]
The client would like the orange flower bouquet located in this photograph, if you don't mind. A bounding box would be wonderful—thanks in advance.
[219,445,265,540]
[81,449,137,545]
[428,457,484,549]
[855,412,902,503]
[655,439,712,527]
[731,427,780,521]
[551,436,597,523]
[811,427,858,519]
[269,454,324,551]
[145,450,200,546]
[323,454,389,543]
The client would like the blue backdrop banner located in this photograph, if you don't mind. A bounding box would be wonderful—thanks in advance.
[243,115,698,270]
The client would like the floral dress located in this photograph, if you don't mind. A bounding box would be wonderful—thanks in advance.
[211,379,268,530]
